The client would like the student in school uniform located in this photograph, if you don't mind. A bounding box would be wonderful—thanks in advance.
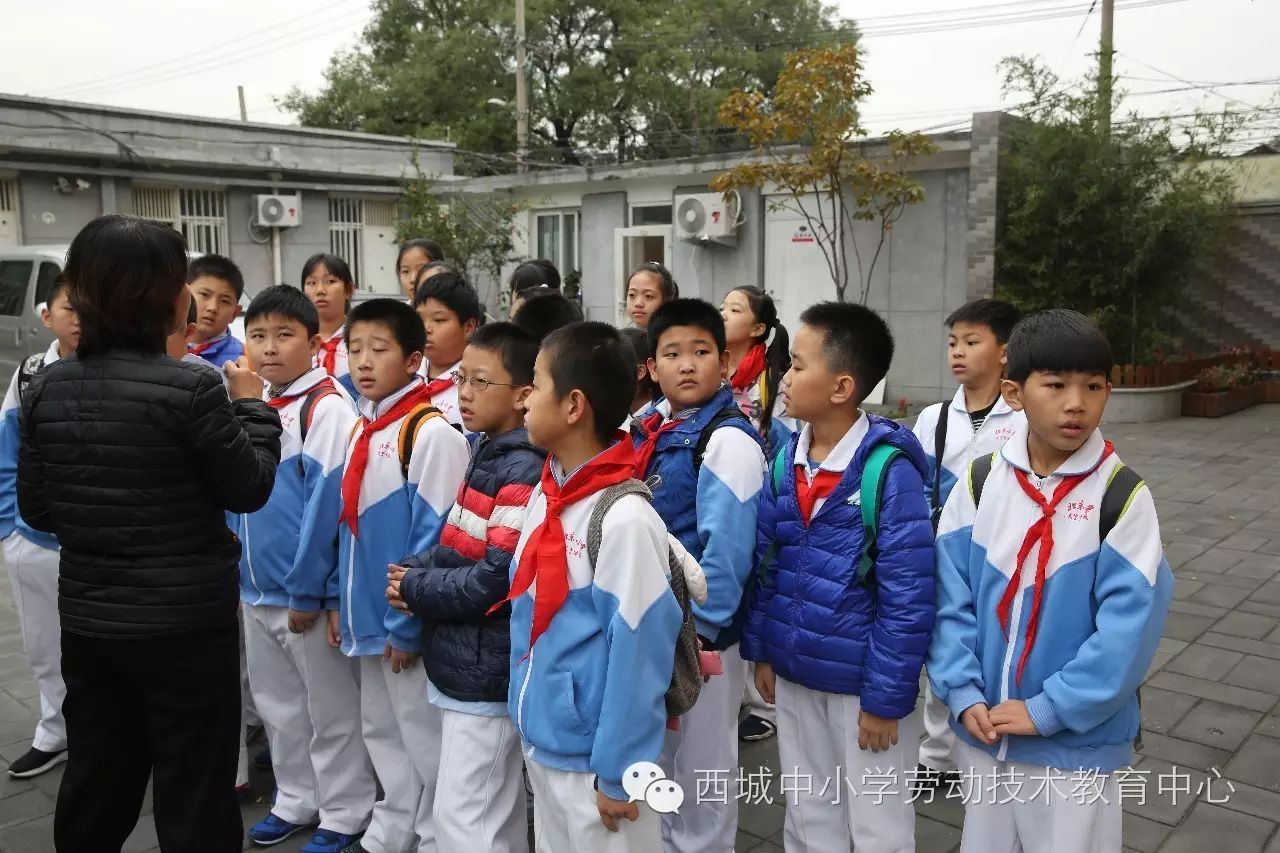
[187,254,246,367]
[303,253,360,399]
[413,271,483,429]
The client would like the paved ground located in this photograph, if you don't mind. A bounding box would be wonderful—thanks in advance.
[0,406,1275,851]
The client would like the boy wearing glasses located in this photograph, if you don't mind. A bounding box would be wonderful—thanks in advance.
[387,322,546,853]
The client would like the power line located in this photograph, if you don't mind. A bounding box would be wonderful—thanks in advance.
[1117,52,1267,112]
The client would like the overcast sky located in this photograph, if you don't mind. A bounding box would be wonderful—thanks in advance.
[4,0,1276,147]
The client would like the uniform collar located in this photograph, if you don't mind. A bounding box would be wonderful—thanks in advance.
[794,412,868,476]
[358,376,423,420]
[421,357,463,381]
[949,385,1011,417]
[44,340,63,366]
[1000,421,1106,477]
[269,366,331,400]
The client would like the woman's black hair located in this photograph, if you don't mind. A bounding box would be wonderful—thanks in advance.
[628,262,679,301]
[397,238,444,267]
[731,285,790,443]
[619,326,658,407]
[66,214,188,357]
[508,259,562,296]
[301,253,356,315]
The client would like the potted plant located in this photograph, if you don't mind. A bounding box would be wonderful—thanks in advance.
[1182,361,1262,418]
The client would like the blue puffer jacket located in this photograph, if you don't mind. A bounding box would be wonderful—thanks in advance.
[741,414,936,720]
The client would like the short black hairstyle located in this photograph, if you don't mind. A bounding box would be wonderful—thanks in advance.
[542,322,635,445]
[647,297,726,355]
[413,270,484,325]
[244,284,320,338]
[348,297,426,356]
[1006,309,1112,383]
[467,322,538,386]
[799,301,894,405]
[398,238,444,266]
[620,326,658,404]
[44,273,71,308]
[945,298,1023,344]
[509,259,562,295]
[186,253,245,299]
[512,289,583,342]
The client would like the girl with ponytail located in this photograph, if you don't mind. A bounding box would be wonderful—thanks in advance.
[720,285,796,457]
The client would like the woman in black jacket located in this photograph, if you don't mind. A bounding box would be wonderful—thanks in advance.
[17,215,282,853]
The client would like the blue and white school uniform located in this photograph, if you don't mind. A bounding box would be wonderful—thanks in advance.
[0,341,65,754]
[911,387,1024,772]
[419,359,465,429]
[336,378,469,853]
[189,330,244,369]
[236,367,374,835]
[317,328,358,399]
[508,455,680,852]
[928,425,1173,853]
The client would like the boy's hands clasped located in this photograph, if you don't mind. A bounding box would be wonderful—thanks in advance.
[961,699,1039,743]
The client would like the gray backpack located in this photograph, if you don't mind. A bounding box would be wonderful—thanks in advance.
[586,479,701,718]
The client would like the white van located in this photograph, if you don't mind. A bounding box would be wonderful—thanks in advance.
[0,245,65,384]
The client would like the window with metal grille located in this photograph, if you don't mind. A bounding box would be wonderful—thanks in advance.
[329,197,362,287]
[0,179,16,213]
[131,186,227,255]
[329,198,398,290]
[535,210,581,274]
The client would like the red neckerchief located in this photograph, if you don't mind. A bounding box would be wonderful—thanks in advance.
[999,441,1114,684]
[423,372,455,399]
[488,440,637,652]
[632,411,681,479]
[730,343,767,392]
[267,377,333,410]
[188,338,216,357]
[795,466,843,525]
[318,331,343,376]
[339,383,433,537]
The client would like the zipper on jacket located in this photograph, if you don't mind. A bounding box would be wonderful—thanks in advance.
[345,535,357,644]
[242,513,265,606]
[996,475,1045,762]
[516,646,535,758]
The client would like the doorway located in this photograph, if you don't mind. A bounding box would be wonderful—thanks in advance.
[612,225,672,326]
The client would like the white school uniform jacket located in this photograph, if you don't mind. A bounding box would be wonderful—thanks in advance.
[418,359,464,429]
[336,378,470,657]
[236,368,356,611]
[507,461,681,802]
[926,424,1173,772]
[0,341,62,551]
[315,328,358,399]
[912,387,1025,512]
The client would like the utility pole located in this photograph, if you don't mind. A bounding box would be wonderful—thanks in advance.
[1098,0,1114,136]
[238,85,248,122]
[515,0,529,173]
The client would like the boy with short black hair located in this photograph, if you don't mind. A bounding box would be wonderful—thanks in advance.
[510,288,583,343]
[187,254,246,367]
[0,275,77,778]
[928,309,1172,853]
[630,298,764,853]
[493,321,678,852]
[911,297,1024,782]
[234,286,375,853]
[413,271,483,427]
[386,321,544,853]
[743,301,935,852]
[337,298,469,853]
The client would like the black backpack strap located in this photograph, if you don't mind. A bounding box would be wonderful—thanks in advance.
[968,451,997,509]
[1100,464,1145,542]
[930,403,950,528]
[16,353,46,402]
[693,405,752,471]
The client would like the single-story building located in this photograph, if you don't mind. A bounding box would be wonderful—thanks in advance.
[0,93,450,296]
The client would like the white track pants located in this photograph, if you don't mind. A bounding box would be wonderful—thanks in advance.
[743,660,776,723]
[660,643,744,853]
[359,656,441,853]
[919,673,957,773]
[526,760,659,853]
[774,676,917,853]
[954,740,1121,853]
[244,605,375,834]
[3,535,65,752]
[434,708,528,853]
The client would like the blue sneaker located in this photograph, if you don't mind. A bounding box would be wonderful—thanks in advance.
[301,829,359,853]
[247,813,313,846]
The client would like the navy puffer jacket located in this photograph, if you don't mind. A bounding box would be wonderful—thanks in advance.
[741,415,936,720]
[399,428,546,703]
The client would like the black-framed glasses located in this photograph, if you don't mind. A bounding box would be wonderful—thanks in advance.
[450,370,519,392]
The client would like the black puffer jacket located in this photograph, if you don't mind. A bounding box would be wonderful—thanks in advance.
[400,427,546,703]
[18,352,281,638]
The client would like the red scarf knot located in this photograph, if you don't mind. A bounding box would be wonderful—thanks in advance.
[632,411,681,480]
[268,377,333,410]
[998,441,1114,684]
[423,372,455,400]
[730,343,767,392]
[795,466,843,525]
[487,439,637,652]
[339,383,433,537]
[318,332,343,376]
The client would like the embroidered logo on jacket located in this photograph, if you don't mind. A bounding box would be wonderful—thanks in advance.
[1065,499,1095,522]
[376,441,394,460]
[565,530,587,559]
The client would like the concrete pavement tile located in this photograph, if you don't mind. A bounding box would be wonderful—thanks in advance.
[1120,757,1206,826]
[0,814,54,853]
[1183,523,1249,541]
[1223,655,1280,694]
[1169,600,1229,619]
[1181,548,1249,574]
[1221,533,1272,552]
[1120,810,1171,853]
[1206,779,1280,825]
[1240,601,1280,620]
[1136,687,1198,734]
[1162,612,1217,642]
[1173,580,1206,600]
[1230,558,1280,582]
[1214,612,1280,640]
[0,788,54,829]
[914,814,961,853]
[122,813,158,853]
[1170,700,1263,751]
[1165,644,1245,681]
[1225,735,1280,792]
[1137,731,1232,773]
[1191,584,1255,609]
[1146,672,1277,712]
[1249,582,1280,606]
[1158,801,1275,853]
[736,799,785,840]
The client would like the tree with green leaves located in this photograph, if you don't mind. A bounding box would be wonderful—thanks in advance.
[280,0,856,170]
[711,43,938,304]
[996,56,1240,362]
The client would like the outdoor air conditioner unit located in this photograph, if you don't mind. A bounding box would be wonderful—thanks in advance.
[253,194,301,228]
[674,192,740,244]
